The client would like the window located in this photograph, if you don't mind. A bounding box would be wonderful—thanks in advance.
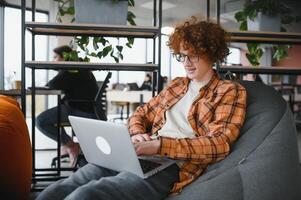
[4,7,48,89]
[226,47,240,65]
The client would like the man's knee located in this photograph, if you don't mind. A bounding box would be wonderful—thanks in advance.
[36,112,49,129]
[64,181,101,200]
[36,179,67,200]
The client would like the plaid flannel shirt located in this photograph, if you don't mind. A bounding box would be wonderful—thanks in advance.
[128,72,247,194]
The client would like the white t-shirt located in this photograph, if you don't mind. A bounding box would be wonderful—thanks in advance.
[158,79,208,139]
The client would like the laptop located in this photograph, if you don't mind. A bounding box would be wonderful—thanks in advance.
[127,82,140,91]
[68,116,175,178]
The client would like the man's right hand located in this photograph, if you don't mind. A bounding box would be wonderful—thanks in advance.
[131,133,151,143]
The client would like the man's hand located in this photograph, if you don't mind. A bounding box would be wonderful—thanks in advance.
[134,139,161,156]
[131,133,151,143]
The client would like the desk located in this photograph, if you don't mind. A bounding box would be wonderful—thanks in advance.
[0,89,63,96]
[106,90,153,104]
[106,90,153,120]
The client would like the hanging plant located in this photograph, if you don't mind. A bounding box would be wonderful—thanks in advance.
[54,0,136,63]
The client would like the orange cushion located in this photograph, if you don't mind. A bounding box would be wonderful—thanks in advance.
[0,95,32,199]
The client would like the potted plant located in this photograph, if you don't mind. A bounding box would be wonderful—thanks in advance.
[234,0,300,66]
[54,0,136,63]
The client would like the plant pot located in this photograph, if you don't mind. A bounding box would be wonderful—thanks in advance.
[74,0,128,25]
[247,12,281,32]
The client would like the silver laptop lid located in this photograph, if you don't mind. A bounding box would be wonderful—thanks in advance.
[68,116,144,177]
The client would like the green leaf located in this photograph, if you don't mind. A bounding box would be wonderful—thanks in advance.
[93,37,99,50]
[248,9,258,21]
[128,0,135,7]
[59,8,65,16]
[90,52,97,57]
[62,52,70,61]
[127,11,136,25]
[119,52,124,60]
[83,57,90,62]
[239,21,247,31]
[234,11,246,22]
[116,45,123,52]
[100,37,107,46]
[246,53,260,66]
[110,49,119,63]
[67,7,75,15]
[102,45,112,57]
[247,43,258,53]
[246,43,263,66]
[113,57,119,63]
[127,37,134,45]
[126,43,132,48]
[82,36,89,45]
[70,51,79,61]
[97,51,103,59]
[127,17,136,26]
[257,48,263,58]
[127,11,136,18]
[273,45,290,61]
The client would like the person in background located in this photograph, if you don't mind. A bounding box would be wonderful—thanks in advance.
[139,73,152,91]
[37,17,247,200]
[36,45,99,167]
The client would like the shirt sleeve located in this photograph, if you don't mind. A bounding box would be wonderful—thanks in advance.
[159,83,247,165]
[47,70,69,90]
[127,90,164,136]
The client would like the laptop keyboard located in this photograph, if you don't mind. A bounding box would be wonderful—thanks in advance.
[139,159,162,174]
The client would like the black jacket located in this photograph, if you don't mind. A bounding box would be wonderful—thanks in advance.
[47,70,98,113]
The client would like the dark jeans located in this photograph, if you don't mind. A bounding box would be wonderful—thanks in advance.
[36,104,96,145]
[36,163,180,200]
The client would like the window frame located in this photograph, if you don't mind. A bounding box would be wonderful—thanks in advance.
[0,3,49,90]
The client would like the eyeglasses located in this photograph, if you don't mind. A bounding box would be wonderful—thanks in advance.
[174,53,199,63]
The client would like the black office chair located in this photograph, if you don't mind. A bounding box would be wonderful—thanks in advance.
[51,72,112,169]
[93,72,112,120]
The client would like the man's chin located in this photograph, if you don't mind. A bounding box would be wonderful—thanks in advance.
[186,74,196,80]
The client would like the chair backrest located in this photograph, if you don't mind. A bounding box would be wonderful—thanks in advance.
[94,72,112,120]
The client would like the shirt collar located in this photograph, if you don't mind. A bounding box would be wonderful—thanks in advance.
[182,70,220,92]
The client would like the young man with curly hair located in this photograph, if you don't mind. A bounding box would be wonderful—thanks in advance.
[37,17,247,200]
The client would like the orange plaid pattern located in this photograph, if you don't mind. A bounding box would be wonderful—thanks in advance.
[128,72,247,193]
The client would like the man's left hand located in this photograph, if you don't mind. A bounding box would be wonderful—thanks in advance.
[134,139,161,156]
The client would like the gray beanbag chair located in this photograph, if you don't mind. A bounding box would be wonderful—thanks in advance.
[168,81,301,200]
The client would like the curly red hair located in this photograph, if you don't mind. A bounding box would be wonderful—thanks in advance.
[167,17,230,63]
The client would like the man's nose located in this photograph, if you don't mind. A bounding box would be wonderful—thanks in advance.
[183,57,192,66]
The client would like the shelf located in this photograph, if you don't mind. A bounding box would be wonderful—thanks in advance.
[0,89,63,96]
[228,30,301,44]
[218,66,301,75]
[25,22,160,38]
[25,61,158,72]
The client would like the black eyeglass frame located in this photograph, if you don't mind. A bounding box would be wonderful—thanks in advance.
[173,53,200,63]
